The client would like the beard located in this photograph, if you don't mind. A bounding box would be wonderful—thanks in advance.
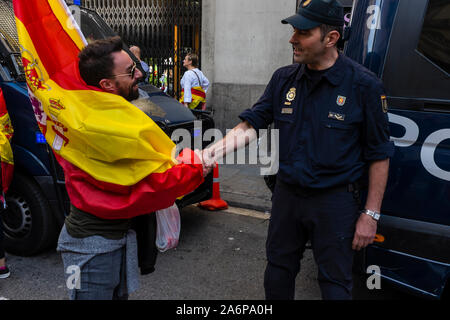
[116,80,139,101]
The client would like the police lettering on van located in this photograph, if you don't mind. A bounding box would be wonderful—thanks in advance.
[345,0,450,300]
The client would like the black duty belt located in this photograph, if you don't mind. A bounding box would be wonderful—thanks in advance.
[277,179,361,199]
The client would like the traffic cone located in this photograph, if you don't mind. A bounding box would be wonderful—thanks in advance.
[198,163,228,211]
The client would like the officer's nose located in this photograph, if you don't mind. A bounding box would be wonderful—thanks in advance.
[289,28,302,45]
[289,33,298,45]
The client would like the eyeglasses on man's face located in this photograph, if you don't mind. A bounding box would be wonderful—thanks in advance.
[112,61,137,78]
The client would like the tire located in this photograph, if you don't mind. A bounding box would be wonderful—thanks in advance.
[2,172,57,256]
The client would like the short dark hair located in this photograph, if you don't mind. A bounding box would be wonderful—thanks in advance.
[319,24,343,43]
[186,53,199,68]
[78,36,124,87]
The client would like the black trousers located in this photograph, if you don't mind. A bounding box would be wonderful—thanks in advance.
[264,180,360,300]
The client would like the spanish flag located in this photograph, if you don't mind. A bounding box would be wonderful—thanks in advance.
[0,88,14,206]
[13,0,204,219]
[179,87,206,110]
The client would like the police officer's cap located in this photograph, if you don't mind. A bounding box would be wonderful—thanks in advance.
[282,0,344,30]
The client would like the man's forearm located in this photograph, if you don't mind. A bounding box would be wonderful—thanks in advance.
[364,158,390,212]
[205,121,257,163]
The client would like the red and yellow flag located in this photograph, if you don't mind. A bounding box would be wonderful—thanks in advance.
[0,88,14,205]
[180,87,206,110]
[13,0,204,219]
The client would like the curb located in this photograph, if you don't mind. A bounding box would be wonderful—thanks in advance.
[222,206,270,220]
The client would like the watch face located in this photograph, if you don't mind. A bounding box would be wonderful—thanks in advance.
[363,209,380,220]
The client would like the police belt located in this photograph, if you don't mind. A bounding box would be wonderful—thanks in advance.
[277,179,361,198]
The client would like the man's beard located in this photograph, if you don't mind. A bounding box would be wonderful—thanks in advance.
[117,81,139,101]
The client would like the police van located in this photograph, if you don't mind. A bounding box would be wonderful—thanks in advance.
[0,0,213,256]
[344,0,450,299]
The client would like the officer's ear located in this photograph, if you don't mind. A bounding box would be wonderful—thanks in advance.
[325,30,340,48]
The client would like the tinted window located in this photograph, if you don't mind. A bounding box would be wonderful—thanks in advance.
[417,0,450,74]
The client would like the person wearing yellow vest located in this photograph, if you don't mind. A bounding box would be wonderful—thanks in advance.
[179,53,209,110]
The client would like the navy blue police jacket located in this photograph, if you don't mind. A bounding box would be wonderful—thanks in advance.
[239,54,395,189]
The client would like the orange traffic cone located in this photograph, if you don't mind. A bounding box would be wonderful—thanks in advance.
[198,163,228,211]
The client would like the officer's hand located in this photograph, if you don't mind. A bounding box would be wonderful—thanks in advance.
[352,213,377,251]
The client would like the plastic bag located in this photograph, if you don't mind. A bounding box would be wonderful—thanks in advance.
[155,204,181,252]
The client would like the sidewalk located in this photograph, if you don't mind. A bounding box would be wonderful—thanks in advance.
[218,164,273,214]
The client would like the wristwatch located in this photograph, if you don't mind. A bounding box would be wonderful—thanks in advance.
[361,209,381,221]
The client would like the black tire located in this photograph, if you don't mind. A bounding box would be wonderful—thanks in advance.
[2,172,57,256]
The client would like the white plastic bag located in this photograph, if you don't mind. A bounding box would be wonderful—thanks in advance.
[155,204,181,252]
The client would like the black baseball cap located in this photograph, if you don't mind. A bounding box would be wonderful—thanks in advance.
[282,0,344,30]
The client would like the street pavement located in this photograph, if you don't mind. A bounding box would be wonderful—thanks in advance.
[219,164,273,213]
[0,163,416,300]
[0,204,414,300]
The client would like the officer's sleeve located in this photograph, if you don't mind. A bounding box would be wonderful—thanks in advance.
[361,79,395,161]
[238,72,277,130]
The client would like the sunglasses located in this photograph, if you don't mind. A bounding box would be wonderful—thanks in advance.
[112,61,137,78]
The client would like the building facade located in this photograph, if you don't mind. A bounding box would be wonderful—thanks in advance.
[202,0,295,133]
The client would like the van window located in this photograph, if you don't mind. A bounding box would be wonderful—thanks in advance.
[417,0,450,75]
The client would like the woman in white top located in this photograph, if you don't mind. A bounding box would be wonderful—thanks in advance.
[179,53,209,110]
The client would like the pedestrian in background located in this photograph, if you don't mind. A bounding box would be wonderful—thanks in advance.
[179,53,209,110]
[202,0,394,300]
[130,45,150,83]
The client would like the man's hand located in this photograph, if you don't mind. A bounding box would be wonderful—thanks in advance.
[352,158,389,251]
[352,213,377,251]
[194,149,216,177]
[193,149,208,177]
[201,148,216,176]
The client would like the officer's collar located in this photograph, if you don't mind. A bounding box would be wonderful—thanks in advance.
[296,53,345,86]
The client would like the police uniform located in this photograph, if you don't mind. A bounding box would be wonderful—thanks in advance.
[239,1,394,297]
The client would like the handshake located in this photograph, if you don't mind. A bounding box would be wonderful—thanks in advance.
[194,148,217,177]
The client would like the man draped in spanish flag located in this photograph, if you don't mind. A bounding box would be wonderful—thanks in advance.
[13,0,205,299]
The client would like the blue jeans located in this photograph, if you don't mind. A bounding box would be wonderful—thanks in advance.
[71,247,128,300]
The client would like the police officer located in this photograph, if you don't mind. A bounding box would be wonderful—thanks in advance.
[203,0,394,300]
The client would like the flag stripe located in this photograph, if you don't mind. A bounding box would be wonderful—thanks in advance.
[48,0,87,51]
[181,87,206,99]
[14,0,81,88]
[30,79,177,185]
[0,88,14,195]
[58,149,204,219]
[1,162,14,194]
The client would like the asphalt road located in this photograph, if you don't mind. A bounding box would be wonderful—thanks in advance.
[0,205,416,300]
